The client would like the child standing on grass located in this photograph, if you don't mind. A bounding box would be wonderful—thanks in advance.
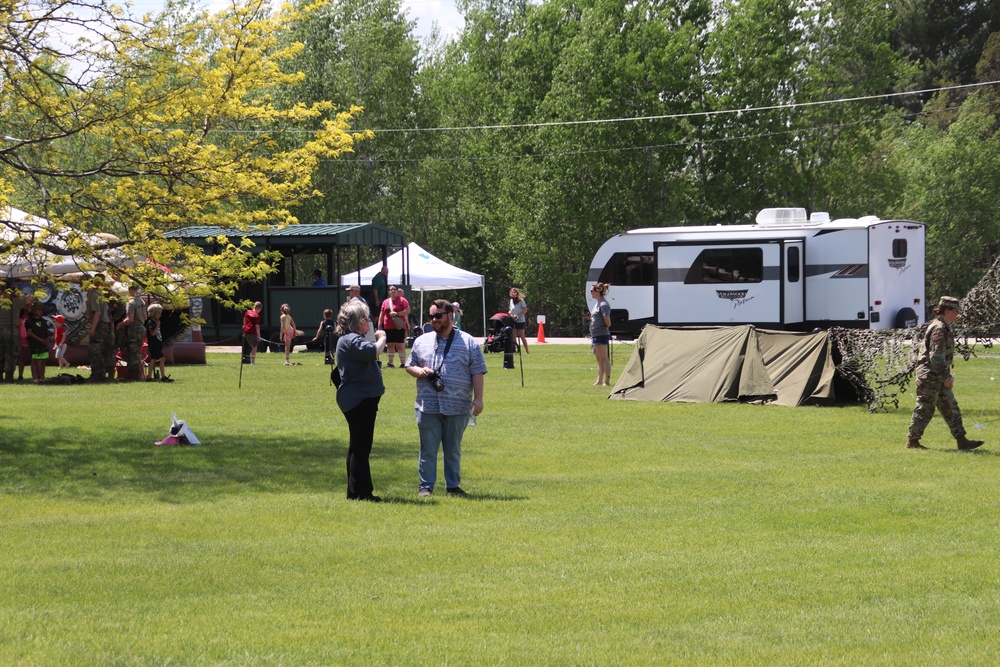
[280,303,296,365]
[53,314,71,369]
[25,302,51,383]
[145,304,171,382]
[18,305,28,381]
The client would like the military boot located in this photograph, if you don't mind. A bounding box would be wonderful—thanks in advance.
[906,438,927,450]
[956,435,984,451]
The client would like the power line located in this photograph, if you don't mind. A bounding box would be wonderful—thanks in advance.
[203,80,998,140]
[326,105,959,164]
[368,80,1000,134]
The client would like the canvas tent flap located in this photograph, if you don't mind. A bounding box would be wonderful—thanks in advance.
[755,328,835,406]
[610,325,776,403]
[610,325,835,406]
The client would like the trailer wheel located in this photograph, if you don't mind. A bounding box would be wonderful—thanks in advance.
[894,307,918,329]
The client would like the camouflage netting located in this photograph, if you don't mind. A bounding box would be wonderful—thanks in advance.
[831,255,1000,412]
[958,254,1000,341]
[830,327,922,412]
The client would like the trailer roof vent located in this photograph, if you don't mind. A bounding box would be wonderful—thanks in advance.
[810,211,830,223]
[756,208,808,226]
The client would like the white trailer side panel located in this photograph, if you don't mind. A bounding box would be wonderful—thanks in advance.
[656,242,782,325]
[804,227,871,326]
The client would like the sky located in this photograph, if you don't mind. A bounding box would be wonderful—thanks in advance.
[401,0,464,39]
[124,0,465,40]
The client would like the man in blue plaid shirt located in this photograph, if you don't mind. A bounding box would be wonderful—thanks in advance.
[406,299,487,497]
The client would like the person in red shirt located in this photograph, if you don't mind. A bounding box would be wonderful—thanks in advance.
[379,285,410,368]
[242,301,262,365]
[53,314,70,369]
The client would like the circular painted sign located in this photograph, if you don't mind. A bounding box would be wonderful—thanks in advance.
[54,286,86,321]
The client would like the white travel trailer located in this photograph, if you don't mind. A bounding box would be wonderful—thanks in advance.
[586,208,925,337]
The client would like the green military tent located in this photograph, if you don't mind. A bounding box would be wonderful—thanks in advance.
[609,325,836,406]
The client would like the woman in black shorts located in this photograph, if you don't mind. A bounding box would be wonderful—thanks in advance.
[508,287,529,354]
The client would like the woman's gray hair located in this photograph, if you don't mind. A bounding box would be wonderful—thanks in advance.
[336,299,370,335]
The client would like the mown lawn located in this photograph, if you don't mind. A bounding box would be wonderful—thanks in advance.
[2,344,999,665]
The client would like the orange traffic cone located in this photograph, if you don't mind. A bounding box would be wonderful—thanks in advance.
[537,322,547,343]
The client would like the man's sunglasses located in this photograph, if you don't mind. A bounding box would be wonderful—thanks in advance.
[429,311,451,320]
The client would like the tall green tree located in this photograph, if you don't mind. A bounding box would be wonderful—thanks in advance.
[281,0,421,226]
[895,0,1000,104]
[407,0,539,324]
[699,0,809,218]
[1,0,368,307]
[514,0,711,324]
[884,30,1000,306]
[793,0,911,216]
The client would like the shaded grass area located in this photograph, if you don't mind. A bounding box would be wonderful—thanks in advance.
[2,347,1000,664]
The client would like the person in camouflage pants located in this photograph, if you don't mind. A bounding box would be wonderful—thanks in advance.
[86,274,115,382]
[116,284,147,381]
[906,296,984,451]
[0,282,27,382]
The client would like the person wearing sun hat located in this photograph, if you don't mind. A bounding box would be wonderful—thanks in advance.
[906,295,984,451]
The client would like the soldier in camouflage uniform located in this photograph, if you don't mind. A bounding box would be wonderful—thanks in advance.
[906,296,984,451]
[0,281,28,383]
[86,274,115,382]
[116,284,147,381]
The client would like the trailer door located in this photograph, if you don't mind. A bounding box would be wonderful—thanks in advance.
[656,241,782,325]
[783,241,804,326]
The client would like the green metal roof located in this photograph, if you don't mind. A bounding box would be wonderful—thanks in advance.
[164,222,406,247]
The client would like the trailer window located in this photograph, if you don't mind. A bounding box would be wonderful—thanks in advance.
[598,253,654,286]
[892,239,907,258]
[684,248,763,284]
[787,246,800,282]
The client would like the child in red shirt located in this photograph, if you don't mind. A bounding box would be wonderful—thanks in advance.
[53,314,71,369]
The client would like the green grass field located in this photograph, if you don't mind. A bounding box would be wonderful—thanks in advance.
[2,344,1000,665]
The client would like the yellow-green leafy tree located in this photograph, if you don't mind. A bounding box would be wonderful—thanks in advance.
[0,0,371,306]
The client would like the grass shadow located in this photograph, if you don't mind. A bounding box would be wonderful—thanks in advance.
[0,423,429,502]
[942,448,1000,457]
[454,491,530,502]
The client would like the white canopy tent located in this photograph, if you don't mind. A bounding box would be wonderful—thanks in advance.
[1,206,125,279]
[341,242,487,336]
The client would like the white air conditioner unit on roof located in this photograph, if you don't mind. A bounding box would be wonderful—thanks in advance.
[756,208,808,225]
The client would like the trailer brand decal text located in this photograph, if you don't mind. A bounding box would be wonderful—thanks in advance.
[716,290,754,309]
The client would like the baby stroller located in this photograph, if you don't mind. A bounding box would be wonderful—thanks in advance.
[484,313,515,354]
[320,322,338,365]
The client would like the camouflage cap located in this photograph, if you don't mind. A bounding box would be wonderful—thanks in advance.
[938,296,960,310]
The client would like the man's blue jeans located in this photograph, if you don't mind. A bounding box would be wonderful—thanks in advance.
[417,410,470,490]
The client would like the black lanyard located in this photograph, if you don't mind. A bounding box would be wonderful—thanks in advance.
[434,328,456,374]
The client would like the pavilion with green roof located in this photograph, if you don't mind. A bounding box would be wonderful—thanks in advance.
[165,222,409,343]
